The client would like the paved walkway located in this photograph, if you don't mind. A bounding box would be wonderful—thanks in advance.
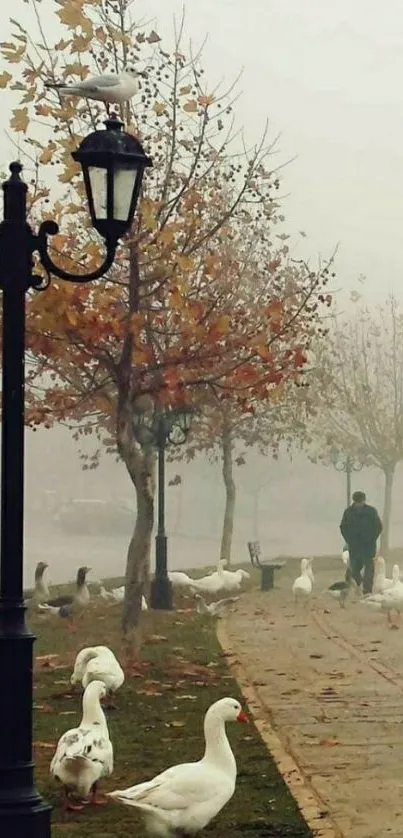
[219,566,403,838]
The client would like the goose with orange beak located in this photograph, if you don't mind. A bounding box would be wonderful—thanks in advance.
[108,697,248,836]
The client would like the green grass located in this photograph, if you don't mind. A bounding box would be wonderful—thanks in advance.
[29,584,312,838]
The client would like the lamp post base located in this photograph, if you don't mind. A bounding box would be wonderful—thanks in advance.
[0,798,52,838]
[150,575,173,611]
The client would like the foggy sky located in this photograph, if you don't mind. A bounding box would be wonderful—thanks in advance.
[1,1,403,301]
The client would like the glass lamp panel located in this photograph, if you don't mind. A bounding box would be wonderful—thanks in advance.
[113,166,139,221]
[88,166,108,220]
[177,409,192,433]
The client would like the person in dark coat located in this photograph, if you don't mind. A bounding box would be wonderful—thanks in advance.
[340,491,382,595]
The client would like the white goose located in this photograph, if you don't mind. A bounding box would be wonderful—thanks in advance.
[50,680,114,811]
[188,565,227,596]
[99,584,148,610]
[168,571,194,589]
[108,697,247,836]
[219,565,250,592]
[71,646,115,685]
[372,557,395,594]
[341,548,350,567]
[71,645,124,708]
[194,594,239,616]
[292,558,313,607]
[361,565,403,628]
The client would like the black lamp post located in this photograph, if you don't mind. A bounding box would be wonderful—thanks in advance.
[132,405,193,610]
[0,117,151,836]
[330,447,363,508]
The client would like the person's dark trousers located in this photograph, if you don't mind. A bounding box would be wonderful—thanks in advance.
[349,554,375,594]
[362,558,375,595]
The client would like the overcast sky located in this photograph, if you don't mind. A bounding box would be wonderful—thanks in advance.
[1,0,403,303]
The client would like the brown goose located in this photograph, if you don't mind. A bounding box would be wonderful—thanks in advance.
[24,561,50,606]
[38,566,91,630]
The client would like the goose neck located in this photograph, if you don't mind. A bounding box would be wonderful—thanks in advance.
[82,688,107,728]
[202,712,236,775]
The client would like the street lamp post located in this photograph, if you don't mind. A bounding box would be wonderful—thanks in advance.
[0,117,151,836]
[330,448,364,508]
[132,405,193,610]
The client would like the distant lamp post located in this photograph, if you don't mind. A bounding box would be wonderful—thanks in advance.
[0,116,151,836]
[132,405,193,610]
[330,447,363,508]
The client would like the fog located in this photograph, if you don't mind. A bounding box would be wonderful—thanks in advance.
[23,425,401,586]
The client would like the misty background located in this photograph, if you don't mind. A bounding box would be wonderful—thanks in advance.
[24,426,401,585]
[0,1,402,582]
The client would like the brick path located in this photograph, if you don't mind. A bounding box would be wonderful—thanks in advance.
[219,565,403,838]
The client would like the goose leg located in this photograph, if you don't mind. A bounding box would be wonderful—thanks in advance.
[62,788,85,812]
[89,781,108,806]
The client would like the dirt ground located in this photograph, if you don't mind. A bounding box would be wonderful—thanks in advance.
[221,561,403,838]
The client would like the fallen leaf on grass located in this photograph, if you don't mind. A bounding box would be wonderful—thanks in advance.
[34,704,53,713]
[34,741,55,749]
[148,634,168,642]
[319,738,339,747]
[59,711,76,716]
[36,654,59,662]
[137,689,164,697]
[169,720,185,728]
[176,694,197,700]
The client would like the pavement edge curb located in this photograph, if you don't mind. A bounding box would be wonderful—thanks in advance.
[217,617,344,838]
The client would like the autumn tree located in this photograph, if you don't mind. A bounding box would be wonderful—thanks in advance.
[179,374,316,565]
[2,0,332,645]
[176,251,331,566]
[312,295,403,553]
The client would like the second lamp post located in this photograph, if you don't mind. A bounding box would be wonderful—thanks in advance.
[331,448,363,508]
[132,406,193,610]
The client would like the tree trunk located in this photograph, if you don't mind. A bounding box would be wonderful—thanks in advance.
[219,426,236,566]
[380,466,395,555]
[115,243,157,662]
[252,490,259,540]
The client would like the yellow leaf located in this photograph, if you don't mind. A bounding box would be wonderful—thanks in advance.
[0,71,12,88]
[153,101,166,116]
[69,36,91,54]
[10,106,29,133]
[179,85,192,96]
[170,287,183,309]
[57,4,92,35]
[3,44,26,64]
[66,310,78,327]
[39,142,57,165]
[141,197,158,231]
[132,349,149,364]
[35,103,52,117]
[54,38,72,51]
[175,254,194,272]
[198,94,215,107]
[159,227,175,245]
[59,159,80,184]
[183,99,198,113]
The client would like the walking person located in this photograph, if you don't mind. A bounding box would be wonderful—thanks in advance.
[340,491,382,595]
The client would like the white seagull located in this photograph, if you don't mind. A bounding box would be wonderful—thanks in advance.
[44,68,146,106]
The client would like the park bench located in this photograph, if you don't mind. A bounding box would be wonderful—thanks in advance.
[247,540,286,590]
